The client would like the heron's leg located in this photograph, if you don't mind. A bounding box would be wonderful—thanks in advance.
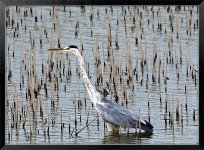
[106,122,119,134]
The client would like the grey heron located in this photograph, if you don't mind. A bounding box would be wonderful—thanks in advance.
[48,45,153,133]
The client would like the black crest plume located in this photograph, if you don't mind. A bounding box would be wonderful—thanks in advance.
[69,45,78,49]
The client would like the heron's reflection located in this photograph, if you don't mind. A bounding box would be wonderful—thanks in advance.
[102,130,153,144]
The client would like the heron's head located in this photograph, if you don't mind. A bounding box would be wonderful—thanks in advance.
[48,45,79,54]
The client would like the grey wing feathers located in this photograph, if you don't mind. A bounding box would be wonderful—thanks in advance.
[96,97,138,128]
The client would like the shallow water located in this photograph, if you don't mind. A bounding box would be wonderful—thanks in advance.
[5,5,199,144]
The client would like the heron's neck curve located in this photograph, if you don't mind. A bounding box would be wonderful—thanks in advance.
[74,51,98,105]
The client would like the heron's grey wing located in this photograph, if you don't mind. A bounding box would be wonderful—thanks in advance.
[96,97,138,128]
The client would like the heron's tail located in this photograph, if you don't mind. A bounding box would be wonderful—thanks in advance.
[139,119,153,132]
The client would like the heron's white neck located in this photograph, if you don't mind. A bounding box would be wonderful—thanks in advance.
[74,51,98,105]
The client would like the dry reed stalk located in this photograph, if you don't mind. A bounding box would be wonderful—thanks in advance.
[176,100,179,121]
[139,109,141,134]
[193,109,196,121]
[185,85,188,111]
[179,33,182,64]
[168,95,171,119]
[115,30,119,50]
[86,108,90,128]
[7,115,10,143]
[135,57,138,81]
[113,64,119,102]
[74,94,77,128]
[186,56,188,76]
[177,55,180,79]
[181,103,183,127]
[171,94,174,128]
[29,31,34,49]
[61,109,63,132]
[47,113,50,136]
[67,111,70,134]
[106,16,112,52]
[148,93,151,123]
[109,74,113,101]
[122,77,125,105]
[27,99,33,143]
[158,57,161,84]
[125,33,132,83]
[50,31,54,49]
[119,48,123,83]
[19,49,23,89]
[40,96,44,117]
[124,79,127,104]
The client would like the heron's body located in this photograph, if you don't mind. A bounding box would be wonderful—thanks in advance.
[48,45,153,134]
[96,96,137,128]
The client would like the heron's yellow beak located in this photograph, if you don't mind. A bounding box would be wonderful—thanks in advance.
[48,48,63,53]
[48,47,73,53]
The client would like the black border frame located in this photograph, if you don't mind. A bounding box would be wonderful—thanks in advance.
[0,0,203,150]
